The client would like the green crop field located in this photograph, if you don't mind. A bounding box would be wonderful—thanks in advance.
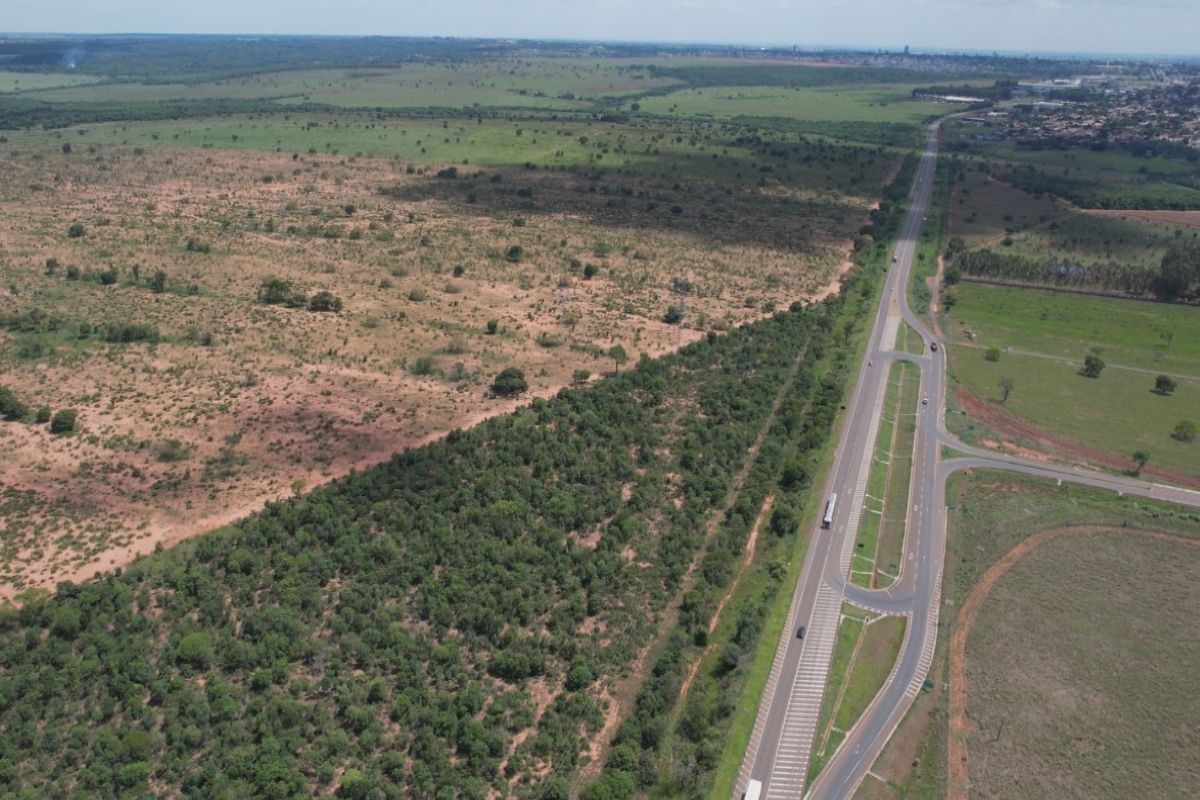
[945,283,1200,476]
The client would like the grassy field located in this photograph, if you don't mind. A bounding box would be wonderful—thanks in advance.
[895,321,925,356]
[945,282,1200,476]
[961,529,1199,799]
[860,469,1200,800]
[0,71,100,93]
[638,84,956,125]
[853,361,918,588]
[25,61,679,109]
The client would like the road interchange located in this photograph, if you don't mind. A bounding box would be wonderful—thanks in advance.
[733,121,1200,800]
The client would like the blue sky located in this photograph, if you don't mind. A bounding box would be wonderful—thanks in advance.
[5,0,1198,57]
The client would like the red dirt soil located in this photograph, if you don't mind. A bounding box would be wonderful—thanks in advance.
[1083,209,1200,228]
[946,525,1200,800]
[955,388,1200,490]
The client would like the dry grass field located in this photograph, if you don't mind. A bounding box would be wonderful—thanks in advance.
[0,140,871,598]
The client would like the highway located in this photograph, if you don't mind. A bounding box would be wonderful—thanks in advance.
[733,121,1200,800]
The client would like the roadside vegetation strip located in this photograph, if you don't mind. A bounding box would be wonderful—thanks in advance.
[874,363,920,587]
[809,612,908,786]
[853,361,917,588]
[812,613,866,766]
[896,321,925,356]
[909,156,951,314]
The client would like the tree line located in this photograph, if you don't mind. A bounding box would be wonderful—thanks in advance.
[946,239,1200,302]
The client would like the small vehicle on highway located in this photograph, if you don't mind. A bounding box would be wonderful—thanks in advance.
[922,397,929,405]
[797,626,806,640]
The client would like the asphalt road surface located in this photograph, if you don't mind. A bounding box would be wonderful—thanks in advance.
[733,122,1200,800]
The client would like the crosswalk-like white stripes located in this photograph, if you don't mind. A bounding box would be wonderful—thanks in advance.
[765,582,843,799]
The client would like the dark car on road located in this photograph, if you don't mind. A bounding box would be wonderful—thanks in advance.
[797,626,806,640]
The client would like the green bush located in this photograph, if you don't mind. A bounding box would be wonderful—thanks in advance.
[0,386,27,421]
[491,367,528,397]
[176,632,213,668]
[308,291,343,312]
[49,408,77,434]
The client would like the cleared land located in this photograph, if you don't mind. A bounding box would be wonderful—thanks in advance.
[0,133,885,597]
[859,470,1200,800]
[944,282,1200,478]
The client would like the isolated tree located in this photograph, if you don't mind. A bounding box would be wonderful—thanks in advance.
[35,406,51,424]
[998,376,1015,403]
[50,408,77,434]
[1081,353,1105,379]
[1172,420,1197,443]
[1161,330,1174,349]
[572,369,591,385]
[1131,449,1150,476]
[1154,375,1177,395]
[984,347,1001,362]
[608,344,628,373]
[485,319,499,335]
[67,223,85,238]
[663,305,685,325]
[491,367,527,397]
[583,263,599,279]
[504,245,524,263]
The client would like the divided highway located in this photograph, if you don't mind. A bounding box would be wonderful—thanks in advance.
[733,122,1200,800]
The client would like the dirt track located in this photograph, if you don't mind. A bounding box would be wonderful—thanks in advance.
[946,525,1200,800]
